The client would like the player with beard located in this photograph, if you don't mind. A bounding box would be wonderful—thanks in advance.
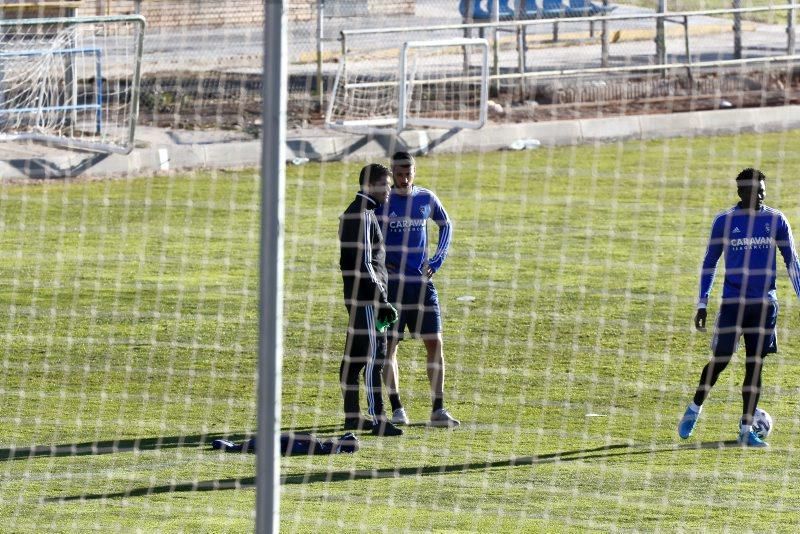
[377,152,459,428]
[678,168,800,447]
[339,163,402,436]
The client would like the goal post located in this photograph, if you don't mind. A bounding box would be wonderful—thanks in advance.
[326,37,489,133]
[398,38,489,131]
[0,14,145,154]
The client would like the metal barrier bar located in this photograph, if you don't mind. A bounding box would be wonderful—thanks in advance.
[0,13,145,26]
[338,54,800,91]
[0,104,100,113]
[0,46,100,58]
[339,5,800,39]
[492,54,800,81]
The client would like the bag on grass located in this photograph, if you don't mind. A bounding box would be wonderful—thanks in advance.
[212,432,359,455]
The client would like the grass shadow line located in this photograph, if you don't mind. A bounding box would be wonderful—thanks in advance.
[0,432,252,462]
[46,443,632,501]
[44,440,747,502]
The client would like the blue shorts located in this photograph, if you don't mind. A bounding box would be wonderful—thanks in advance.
[711,300,778,357]
[387,278,442,340]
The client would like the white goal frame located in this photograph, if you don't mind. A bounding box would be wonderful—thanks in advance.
[398,38,489,131]
[325,37,489,133]
[0,15,145,154]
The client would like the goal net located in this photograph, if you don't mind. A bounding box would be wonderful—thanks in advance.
[326,37,488,132]
[0,15,144,154]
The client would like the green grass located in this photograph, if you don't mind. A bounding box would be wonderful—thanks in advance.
[3,131,800,532]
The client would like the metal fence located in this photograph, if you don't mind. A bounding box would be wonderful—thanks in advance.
[337,5,797,75]
[328,4,799,116]
[293,1,799,66]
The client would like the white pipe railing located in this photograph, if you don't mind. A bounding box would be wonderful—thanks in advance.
[337,4,800,91]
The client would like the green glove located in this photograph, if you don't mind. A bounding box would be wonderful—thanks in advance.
[376,303,398,332]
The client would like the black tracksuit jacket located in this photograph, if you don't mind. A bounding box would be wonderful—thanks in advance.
[339,192,389,308]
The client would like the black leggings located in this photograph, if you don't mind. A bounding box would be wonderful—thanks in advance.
[693,353,764,424]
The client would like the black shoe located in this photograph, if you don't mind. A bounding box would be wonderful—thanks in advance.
[371,420,404,437]
[343,417,374,431]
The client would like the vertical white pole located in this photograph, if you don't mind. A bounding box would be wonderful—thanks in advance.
[257,0,285,533]
[479,41,489,127]
[398,42,408,131]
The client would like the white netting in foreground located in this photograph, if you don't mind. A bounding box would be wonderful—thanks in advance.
[2,2,800,533]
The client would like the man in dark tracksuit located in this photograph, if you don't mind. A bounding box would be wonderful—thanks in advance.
[339,163,403,437]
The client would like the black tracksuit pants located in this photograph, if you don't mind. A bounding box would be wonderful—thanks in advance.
[340,303,386,420]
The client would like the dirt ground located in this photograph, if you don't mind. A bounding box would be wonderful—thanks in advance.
[133,67,800,133]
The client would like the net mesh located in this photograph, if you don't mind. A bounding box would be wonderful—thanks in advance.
[1,1,800,532]
[327,51,402,128]
[327,39,488,130]
[0,16,143,153]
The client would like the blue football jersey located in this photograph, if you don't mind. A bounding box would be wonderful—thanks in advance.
[698,205,800,305]
[377,186,452,278]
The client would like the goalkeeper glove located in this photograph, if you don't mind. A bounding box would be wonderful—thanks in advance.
[376,303,398,332]
[694,308,707,332]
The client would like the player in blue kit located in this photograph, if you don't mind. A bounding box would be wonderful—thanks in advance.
[377,152,460,427]
[678,168,800,447]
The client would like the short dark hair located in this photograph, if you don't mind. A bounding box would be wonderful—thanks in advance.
[359,163,391,189]
[736,168,766,186]
[390,151,415,167]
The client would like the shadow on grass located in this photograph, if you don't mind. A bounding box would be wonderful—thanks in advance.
[45,440,743,502]
[0,432,253,462]
[1,424,364,462]
[8,153,110,180]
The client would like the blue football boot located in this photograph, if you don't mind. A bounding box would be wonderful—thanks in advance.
[737,429,768,448]
[678,406,700,439]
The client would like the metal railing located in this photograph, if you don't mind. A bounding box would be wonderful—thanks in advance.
[337,4,800,95]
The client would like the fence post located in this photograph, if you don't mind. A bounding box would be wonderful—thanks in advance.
[516,0,526,99]
[601,0,609,67]
[684,15,693,85]
[788,0,797,55]
[655,0,666,65]
[733,0,742,59]
[340,30,347,90]
[492,0,500,96]
[316,0,324,110]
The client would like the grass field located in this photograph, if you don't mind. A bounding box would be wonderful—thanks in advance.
[3,130,800,532]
